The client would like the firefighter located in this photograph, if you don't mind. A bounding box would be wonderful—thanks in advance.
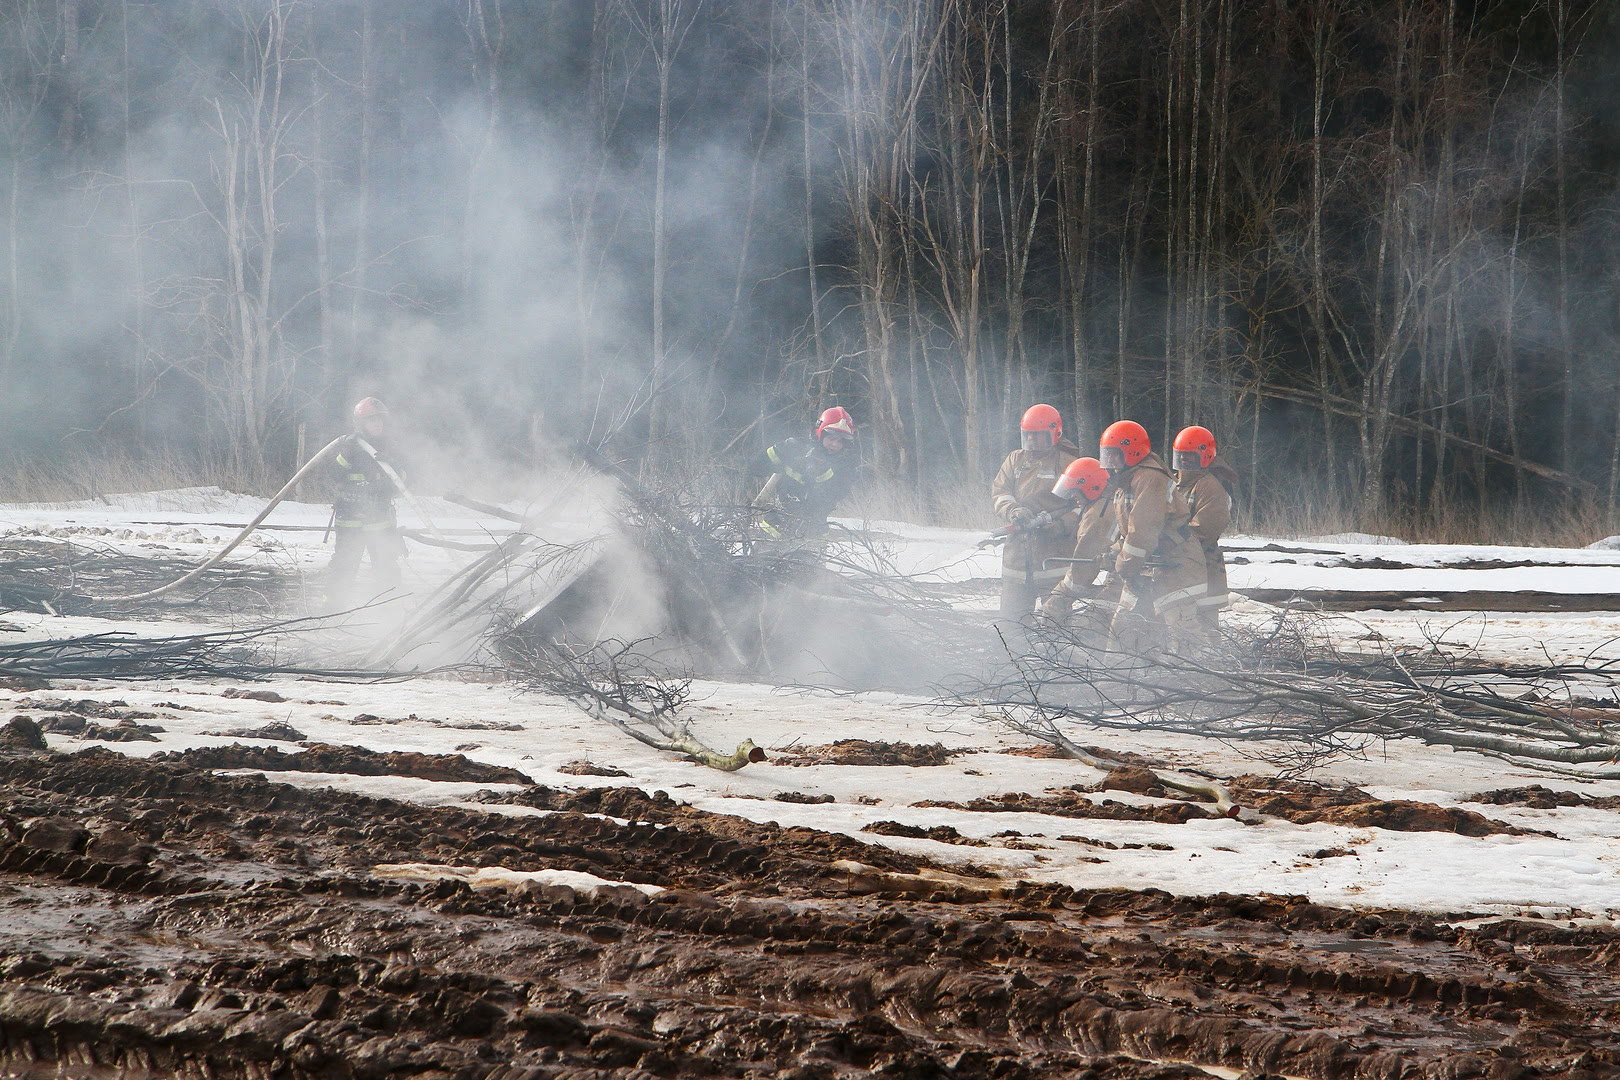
[990,404,1082,620]
[1098,420,1206,653]
[1173,425,1240,632]
[756,406,858,537]
[1039,457,1120,643]
[326,397,407,604]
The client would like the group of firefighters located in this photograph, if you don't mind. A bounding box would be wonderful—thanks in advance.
[756,402,1236,654]
[327,394,1235,653]
[988,404,1236,652]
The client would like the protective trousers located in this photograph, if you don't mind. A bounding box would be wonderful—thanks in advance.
[326,524,404,606]
[1108,535,1207,655]
[1197,540,1228,630]
[1044,577,1123,649]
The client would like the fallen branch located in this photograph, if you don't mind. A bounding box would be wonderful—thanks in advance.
[0,610,398,681]
[956,608,1620,780]
[503,635,765,771]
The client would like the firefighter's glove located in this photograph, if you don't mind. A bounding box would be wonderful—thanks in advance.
[1114,553,1143,578]
[1030,510,1053,530]
[1009,507,1035,528]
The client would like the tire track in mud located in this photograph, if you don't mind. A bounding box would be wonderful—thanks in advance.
[0,747,1614,1079]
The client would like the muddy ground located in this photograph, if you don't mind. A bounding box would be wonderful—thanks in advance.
[0,743,1615,1079]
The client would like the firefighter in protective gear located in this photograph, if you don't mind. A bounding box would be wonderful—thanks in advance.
[1099,420,1206,653]
[1039,458,1120,641]
[326,397,407,604]
[756,406,858,537]
[991,404,1082,620]
[1173,426,1239,632]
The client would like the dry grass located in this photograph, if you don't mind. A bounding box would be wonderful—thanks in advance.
[841,472,995,531]
[1376,498,1614,549]
[0,448,241,504]
[1244,482,1614,548]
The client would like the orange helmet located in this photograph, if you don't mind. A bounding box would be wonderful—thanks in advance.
[1173,425,1217,470]
[1020,403,1062,451]
[1053,456,1110,502]
[1099,420,1150,470]
[815,406,856,442]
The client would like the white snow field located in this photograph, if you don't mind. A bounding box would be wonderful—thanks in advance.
[3,488,1620,922]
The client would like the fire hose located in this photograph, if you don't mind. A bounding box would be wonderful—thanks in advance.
[111,437,450,603]
[978,515,1048,550]
[110,436,348,602]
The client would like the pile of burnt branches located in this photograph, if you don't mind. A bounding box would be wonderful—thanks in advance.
[616,485,985,680]
[0,613,393,682]
[962,610,1620,778]
[375,457,990,688]
[0,536,294,618]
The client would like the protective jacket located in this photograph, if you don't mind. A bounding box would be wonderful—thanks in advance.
[1051,494,1119,599]
[331,435,403,531]
[1176,458,1238,612]
[760,437,855,528]
[1040,492,1123,627]
[1107,451,1206,638]
[990,440,1082,612]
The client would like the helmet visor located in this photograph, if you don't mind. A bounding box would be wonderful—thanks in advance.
[1051,474,1081,501]
[1021,430,1054,453]
[1099,446,1127,472]
[821,431,850,452]
[1173,449,1203,471]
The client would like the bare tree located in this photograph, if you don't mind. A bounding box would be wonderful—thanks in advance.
[0,1,61,377]
[622,0,700,458]
[188,0,312,481]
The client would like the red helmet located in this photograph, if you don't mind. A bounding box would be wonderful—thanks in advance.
[1099,420,1150,470]
[1173,425,1217,470]
[815,406,856,442]
[352,397,389,422]
[1020,403,1062,452]
[1053,457,1110,502]
[1020,403,1062,440]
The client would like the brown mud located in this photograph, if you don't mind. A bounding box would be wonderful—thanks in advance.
[151,742,536,786]
[917,776,1538,837]
[772,739,965,767]
[0,747,1615,1079]
[1470,785,1620,811]
[1227,777,1546,837]
[860,820,990,846]
[916,789,1218,825]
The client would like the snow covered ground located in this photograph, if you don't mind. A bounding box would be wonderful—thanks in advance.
[4,488,1620,922]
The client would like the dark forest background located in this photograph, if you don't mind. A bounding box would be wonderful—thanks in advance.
[3,0,1619,534]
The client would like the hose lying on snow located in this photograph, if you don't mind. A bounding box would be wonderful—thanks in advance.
[109,437,350,603]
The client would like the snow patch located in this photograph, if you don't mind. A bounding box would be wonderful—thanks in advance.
[373,862,664,897]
